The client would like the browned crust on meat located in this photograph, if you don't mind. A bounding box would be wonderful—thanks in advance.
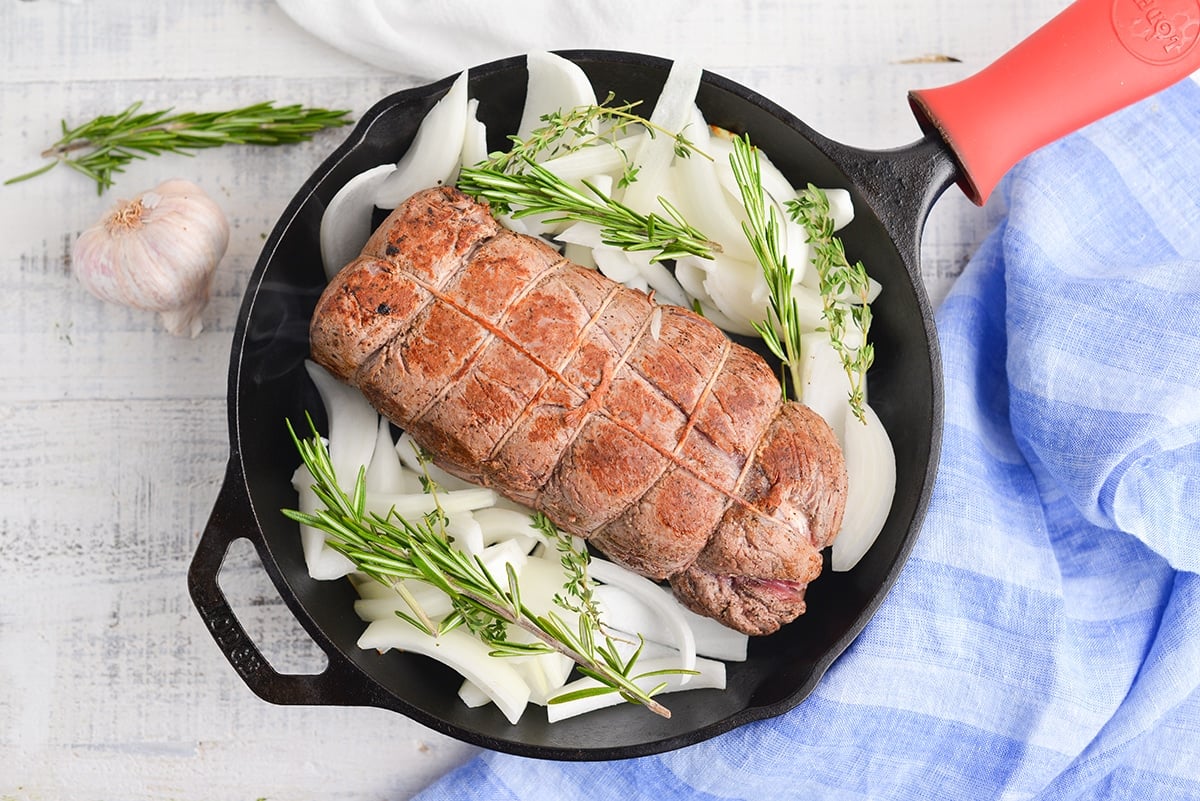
[309,187,849,634]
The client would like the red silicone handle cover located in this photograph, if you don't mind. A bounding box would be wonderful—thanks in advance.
[909,0,1200,204]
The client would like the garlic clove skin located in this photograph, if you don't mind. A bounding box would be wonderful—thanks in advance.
[72,178,230,338]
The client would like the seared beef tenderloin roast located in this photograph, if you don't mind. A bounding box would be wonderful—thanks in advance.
[310,186,848,635]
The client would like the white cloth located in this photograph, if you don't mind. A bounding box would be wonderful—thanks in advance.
[277,0,771,80]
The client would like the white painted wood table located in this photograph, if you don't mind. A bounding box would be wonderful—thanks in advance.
[0,1,1066,798]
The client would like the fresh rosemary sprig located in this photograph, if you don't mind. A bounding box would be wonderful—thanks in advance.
[458,159,718,263]
[6,101,352,194]
[729,134,874,422]
[458,95,718,263]
[282,416,687,718]
[786,186,874,424]
[729,135,806,401]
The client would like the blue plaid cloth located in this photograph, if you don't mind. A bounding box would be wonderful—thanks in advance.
[415,78,1200,800]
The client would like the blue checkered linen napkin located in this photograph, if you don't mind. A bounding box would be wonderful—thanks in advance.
[414,77,1200,800]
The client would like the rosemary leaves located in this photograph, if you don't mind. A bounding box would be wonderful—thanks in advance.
[457,160,717,263]
[730,134,874,422]
[456,95,720,263]
[7,101,352,194]
[728,134,806,400]
[283,417,689,718]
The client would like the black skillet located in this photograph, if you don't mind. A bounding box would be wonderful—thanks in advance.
[188,0,1200,760]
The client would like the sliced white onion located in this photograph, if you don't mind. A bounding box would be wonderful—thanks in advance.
[649,61,704,130]
[511,552,579,614]
[783,217,816,288]
[618,61,702,216]
[471,507,546,551]
[555,220,606,250]
[358,619,531,724]
[790,282,829,333]
[354,582,454,622]
[546,656,725,723]
[458,680,492,708]
[319,163,396,280]
[592,245,643,285]
[593,584,748,662]
[622,249,689,308]
[444,512,484,556]
[824,187,855,232]
[693,299,757,336]
[587,559,695,680]
[797,331,850,433]
[375,70,470,209]
[364,416,409,494]
[699,252,771,329]
[460,97,488,168]
[667,107,755,263]
[562,241,597,270]
[362,486,499,519]
[506,634,575,705]
[477,538,530,583]
[706,130,797,212]
[517,51,598,145]
[304,360,378,493]
[539,134,642,183]
[831,402,897,572]
[674,255,712,305]
[293,475,356,580]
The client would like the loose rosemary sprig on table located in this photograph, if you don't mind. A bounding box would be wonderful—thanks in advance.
[282,417,687,718]
[730,135,873,423]
[6,101,352,194]
[787,186,874,424]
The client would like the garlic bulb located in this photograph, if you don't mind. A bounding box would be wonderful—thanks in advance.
[72,179,229,337]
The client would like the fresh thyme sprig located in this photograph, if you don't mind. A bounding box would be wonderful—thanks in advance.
[457,159,718,263]
[786,186,874,424]
[6,101,352,194]
[531,511,606,631]
[729,134,874,422]
[729,135,806,401]
[482,92,709,181]
[282,416,687,718]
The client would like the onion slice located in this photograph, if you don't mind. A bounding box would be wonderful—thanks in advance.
[618,60,702,216]
[517,51,597,144]
[364,416,409,494]
[375,70,470,209]
[358,619,531,724]
[547,656,725,723]
[594,584,748,662]
[319,163,396,280]
[831,403,897,572]
[303,361,378,492]
[587,559,696,680]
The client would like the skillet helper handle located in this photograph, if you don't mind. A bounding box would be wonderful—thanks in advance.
[188,461,372,708]
[909,0,1200,204]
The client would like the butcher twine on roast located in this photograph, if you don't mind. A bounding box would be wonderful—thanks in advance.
[309,186,848,635]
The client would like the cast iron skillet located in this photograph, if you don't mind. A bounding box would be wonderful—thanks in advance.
[188,0,1200,760]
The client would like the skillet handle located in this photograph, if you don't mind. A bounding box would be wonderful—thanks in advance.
[909,0,1200,204]
[188,460,376,707]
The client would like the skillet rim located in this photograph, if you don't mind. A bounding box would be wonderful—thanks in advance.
[203,48,945,760]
